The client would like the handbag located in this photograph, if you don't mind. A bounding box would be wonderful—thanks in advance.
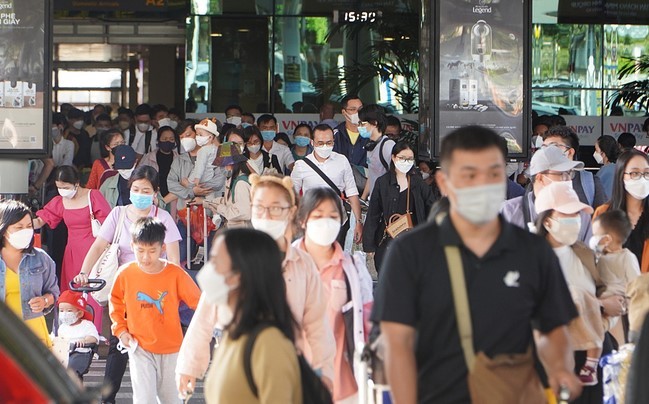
[444,246,545,404]
[385,177,413,239]
[88,191,102,238]
[88,207,127,305]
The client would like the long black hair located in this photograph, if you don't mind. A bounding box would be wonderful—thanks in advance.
[297,187,345,225]
[0,200,35,252]
[157,125,181,153]
[596,135,620,164]
[54,165,81,185]
[607,149,649,239]
[223,228,297,341]
[128,165,160,192]
[390,141,415,174]
[99,129,124,159]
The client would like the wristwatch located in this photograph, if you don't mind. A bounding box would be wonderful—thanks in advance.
[44,296,49,306]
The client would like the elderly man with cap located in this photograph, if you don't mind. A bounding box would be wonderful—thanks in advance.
[99,144,138,208]
[501,145,593,242]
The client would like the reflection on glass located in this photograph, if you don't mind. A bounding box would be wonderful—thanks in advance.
[532,89,601,116]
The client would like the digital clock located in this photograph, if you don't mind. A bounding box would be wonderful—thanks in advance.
[333,10,382,24]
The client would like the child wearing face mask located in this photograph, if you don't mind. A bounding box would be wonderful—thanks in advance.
[590,211,641,344]
[55,290,99,379]
[535,181,607,386]
[188,118,221,199]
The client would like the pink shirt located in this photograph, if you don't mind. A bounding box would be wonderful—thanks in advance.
[176,245,335,380]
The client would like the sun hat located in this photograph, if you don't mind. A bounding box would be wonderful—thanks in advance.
[213,142,248,167]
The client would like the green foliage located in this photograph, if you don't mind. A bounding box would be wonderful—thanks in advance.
[609,56,649,112]
[305,17,328,45]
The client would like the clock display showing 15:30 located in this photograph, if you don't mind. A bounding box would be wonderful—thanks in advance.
[343,11,380,23]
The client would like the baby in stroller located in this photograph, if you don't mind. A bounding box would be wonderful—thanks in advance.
[56,290,99,379]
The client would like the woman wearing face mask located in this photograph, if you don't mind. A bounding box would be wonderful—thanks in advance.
[52,112,75,168]
[418,160,443,200]
[194,229,304,403]
[291,123,314,162]
[32,165,110,332]
[86,129,126,190]
[363,142,436,272]
[536,182,624,397]
[0,200,60,347]
[593,135,620,200]
[138,126,182,211]
[75,165,182,404]
[201,142,253,229]
[293,187,373,403]
[177,175,335,397]
[594,150,649,273]
[243,126,282,175]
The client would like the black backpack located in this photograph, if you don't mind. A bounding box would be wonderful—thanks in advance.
[243,323,333,404]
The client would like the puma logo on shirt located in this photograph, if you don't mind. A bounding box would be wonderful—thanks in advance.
[137,291,168,314]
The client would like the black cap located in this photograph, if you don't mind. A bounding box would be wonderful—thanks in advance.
[113,145,136,169]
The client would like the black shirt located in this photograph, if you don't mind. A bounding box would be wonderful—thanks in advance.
[157,151,174,197]
[371,215,577,403]
[117,175,131,207]
[626,210,649,266]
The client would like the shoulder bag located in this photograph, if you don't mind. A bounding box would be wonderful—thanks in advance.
[88,207,127,305]
[444,245,545,404]
[87,191,102,238]
[385,177,413,239]
[303,157,351,223]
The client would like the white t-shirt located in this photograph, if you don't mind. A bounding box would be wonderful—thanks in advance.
[248,154,265,175]
[553,245,597,295]
[290,152,359,197]
[52,138,75,167]
[58,319,100,353]
[366,137,395,197]
[264,141,294,174]
[597,248,641,296]
[125,127,158,155]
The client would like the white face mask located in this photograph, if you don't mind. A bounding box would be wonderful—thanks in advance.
[72,120,84,130]
[7,228,34,250]
[395,160,414,174]
[180,137,197,153]
[136,123,150,133]
[168,120,179,130]
[624,178,649,200]
[196,135,212,147]
[226,116,242,126]
[315,145,334,159]
[348,112,360,125]
[306,218,341,246]
[593,151,604,165]
[251,218,289,240]
[545,216,581,246]
[58,187,77,199]
[59,311,80,326]
[118,167,135,180]
[248,144,262,154]
[448,182,506,225]
[421,172,430,180]
[588,234,607,254]
[196,262,232,305]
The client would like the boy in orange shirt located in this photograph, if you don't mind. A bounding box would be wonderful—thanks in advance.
[109,217,201,403]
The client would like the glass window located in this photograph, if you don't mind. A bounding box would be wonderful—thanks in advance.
[57,69,122,88]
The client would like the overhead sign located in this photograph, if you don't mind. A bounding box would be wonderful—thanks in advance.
[558,0,649,25]
[0,0,51,157]
[54,0,185,12]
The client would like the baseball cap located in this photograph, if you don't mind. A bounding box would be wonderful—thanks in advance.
[112,145,137,169]
[528,145,584,176]
[535,181,593,215]
[57,290,93,321]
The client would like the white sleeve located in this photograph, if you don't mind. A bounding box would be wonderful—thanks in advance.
[82,320,100,342]
[342,159,359,197]
[63,141,75,166]
[283,146,295,167]
[290,160,305,193]
[132,133,145,155]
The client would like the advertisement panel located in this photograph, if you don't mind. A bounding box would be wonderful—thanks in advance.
[0,0,50,156]
[558,0,649,25]
[435,0,530,158]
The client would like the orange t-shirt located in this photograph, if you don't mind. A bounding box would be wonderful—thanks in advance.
[110,261,201,354]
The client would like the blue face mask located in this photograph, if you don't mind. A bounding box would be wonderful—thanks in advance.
[358,126,371,139]
[261,130,276,142]
[294,136,311,147]
[130,192,154,210]
[241,122,252,128]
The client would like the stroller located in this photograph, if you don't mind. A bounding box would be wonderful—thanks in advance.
[357,327,392,404]
[51,279,106,380]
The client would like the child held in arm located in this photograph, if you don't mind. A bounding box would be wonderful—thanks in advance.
[590,210,640,344]
[110,217,201,403]
[188,118,221,199]
[56,290,100,379]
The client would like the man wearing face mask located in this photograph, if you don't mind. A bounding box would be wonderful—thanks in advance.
[116,107,135,133]
[358,104,394,201]
[257,114,295,174]
[125,104,157,159]
[224,104,243,127]
[501,145,593,242]
[291,124,364,246]
[67,108,93,169]
[333,95,368,171]
[373,126,582,403]
[99,145,137,208]
[151,104,169,130]
[52,113,74,167]
[90,113,113,164]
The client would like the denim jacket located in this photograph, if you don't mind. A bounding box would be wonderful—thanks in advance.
[0,248,60,320]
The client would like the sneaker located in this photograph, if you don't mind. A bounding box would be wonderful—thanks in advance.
[579,365,598,386]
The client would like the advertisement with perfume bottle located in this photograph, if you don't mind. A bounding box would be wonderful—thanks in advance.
[0,0,49,154]
[436,0,528,157]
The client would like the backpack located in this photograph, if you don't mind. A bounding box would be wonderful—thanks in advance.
[244,323,333,404]
[230,175,250,203]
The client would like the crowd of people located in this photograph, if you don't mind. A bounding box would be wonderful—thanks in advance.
[3,97,649,403]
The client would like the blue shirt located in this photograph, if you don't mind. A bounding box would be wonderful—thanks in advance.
[596,163,616,200]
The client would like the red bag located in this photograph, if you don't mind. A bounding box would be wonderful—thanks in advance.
[177,205,216,245]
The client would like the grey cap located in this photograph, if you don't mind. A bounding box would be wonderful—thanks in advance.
[528,145,584,176]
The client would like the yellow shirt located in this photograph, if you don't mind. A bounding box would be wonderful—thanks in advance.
[348,130,360,146]
[5,268,51,347]
[205,327,302,404]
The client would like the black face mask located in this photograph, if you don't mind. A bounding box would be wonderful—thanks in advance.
[158,141,176,153]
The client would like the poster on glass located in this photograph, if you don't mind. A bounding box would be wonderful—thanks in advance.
[435,0,530,158]
[0,0,50,156]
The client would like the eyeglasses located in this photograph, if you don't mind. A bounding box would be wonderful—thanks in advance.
[542,170,576,181]
[314,141,334,147]
[395,156,415,164]
[624,171,649,180]
[251,205,290,218]
[542,142,571,152]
